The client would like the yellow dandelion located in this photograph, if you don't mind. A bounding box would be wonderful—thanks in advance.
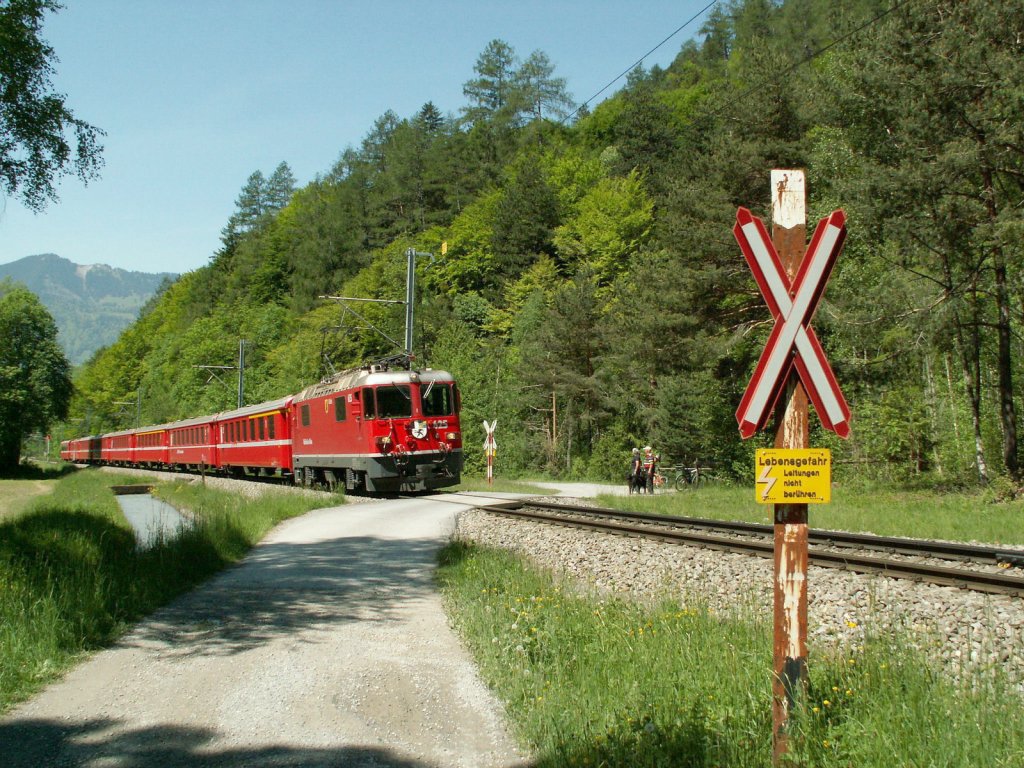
[832,686,839,693]
[846,620,858,628]
[823,699,832,707]
[823,740,830,748]
[845,689,853,696]
[812,706,820,714]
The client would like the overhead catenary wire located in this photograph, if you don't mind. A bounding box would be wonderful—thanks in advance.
[564,1,719,124]
[565,0,918,126]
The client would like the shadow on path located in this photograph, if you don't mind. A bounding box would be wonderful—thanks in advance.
[124,534,446,657]
[0,717,442,767]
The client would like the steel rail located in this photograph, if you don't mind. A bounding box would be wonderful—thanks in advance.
[483,502,1024,598]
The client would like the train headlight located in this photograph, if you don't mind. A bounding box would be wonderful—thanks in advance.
[446,432,460,441]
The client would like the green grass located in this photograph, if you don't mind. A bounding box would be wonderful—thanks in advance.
[438,541,1024,767]
[597,482,1024,546]
[0,468,332,713]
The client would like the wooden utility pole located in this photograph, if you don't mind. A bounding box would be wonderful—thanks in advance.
[770,169,809,763]
[734,169,849,764]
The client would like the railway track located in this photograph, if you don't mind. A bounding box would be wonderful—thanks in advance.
[483,499,1024,598]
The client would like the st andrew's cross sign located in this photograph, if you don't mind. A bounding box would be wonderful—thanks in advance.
[733,207,851,439]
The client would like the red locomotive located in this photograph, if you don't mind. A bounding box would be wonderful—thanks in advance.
[60,362,463,493]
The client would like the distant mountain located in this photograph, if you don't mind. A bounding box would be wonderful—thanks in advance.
[0,254,176,365]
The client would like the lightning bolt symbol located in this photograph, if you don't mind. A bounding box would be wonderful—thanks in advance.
[757,464,776,501]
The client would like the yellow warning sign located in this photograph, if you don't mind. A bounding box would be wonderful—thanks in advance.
[755,448,831,504]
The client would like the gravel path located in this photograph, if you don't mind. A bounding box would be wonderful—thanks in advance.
[1,491,531,768]
[457,485,1024,691]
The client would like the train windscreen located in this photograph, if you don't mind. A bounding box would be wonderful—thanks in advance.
[422,382,455,416]
[376,385,412,419]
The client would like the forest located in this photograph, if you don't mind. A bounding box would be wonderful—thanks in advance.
[67,0,1024,490]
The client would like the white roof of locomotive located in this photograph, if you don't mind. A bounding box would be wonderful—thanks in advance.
[294,366,454,403]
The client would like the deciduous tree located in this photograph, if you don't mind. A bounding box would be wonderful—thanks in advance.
[0,0,104,210]
[0,281,72,471]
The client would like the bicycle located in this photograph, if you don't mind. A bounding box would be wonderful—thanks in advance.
[671,463,714,491]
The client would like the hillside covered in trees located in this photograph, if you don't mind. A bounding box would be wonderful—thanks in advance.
[69,0,1024,487]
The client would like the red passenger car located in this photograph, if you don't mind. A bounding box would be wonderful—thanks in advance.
[102,429,135,466]
[135,426,169,468]
[216,397,292,476]
[291,364,462,492]
[167,416,217,470]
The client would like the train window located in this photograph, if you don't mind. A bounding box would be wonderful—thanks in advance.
[376,385,411,419]
[301,404,311,427]
[268,417,275,439]
[422,382,454,416]
[258,418,265,441]
[362,388,376,419]
[334,396,346,422]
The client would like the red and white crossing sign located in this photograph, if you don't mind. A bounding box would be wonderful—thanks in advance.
[733,207,851,439]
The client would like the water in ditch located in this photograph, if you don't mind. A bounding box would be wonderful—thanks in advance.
[115,493,191,547]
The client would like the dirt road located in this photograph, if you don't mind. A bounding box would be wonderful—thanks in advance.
[0,492,531,768]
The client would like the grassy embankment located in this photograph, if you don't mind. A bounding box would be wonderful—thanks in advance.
[0,467,333,713]
[439,540,1024,767]
[442,479,1024,764]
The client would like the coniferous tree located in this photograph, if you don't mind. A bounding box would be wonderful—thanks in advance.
[514,50,575,123]
[266,161,296,209]
[462,39,518,126]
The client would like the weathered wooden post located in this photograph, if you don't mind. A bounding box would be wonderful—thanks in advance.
[769,170,810,762]
[732,170,851,763]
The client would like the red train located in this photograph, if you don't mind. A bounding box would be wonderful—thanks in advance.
[60,363,463,493]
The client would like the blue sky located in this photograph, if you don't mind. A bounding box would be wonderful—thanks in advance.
[0,1,715,275]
